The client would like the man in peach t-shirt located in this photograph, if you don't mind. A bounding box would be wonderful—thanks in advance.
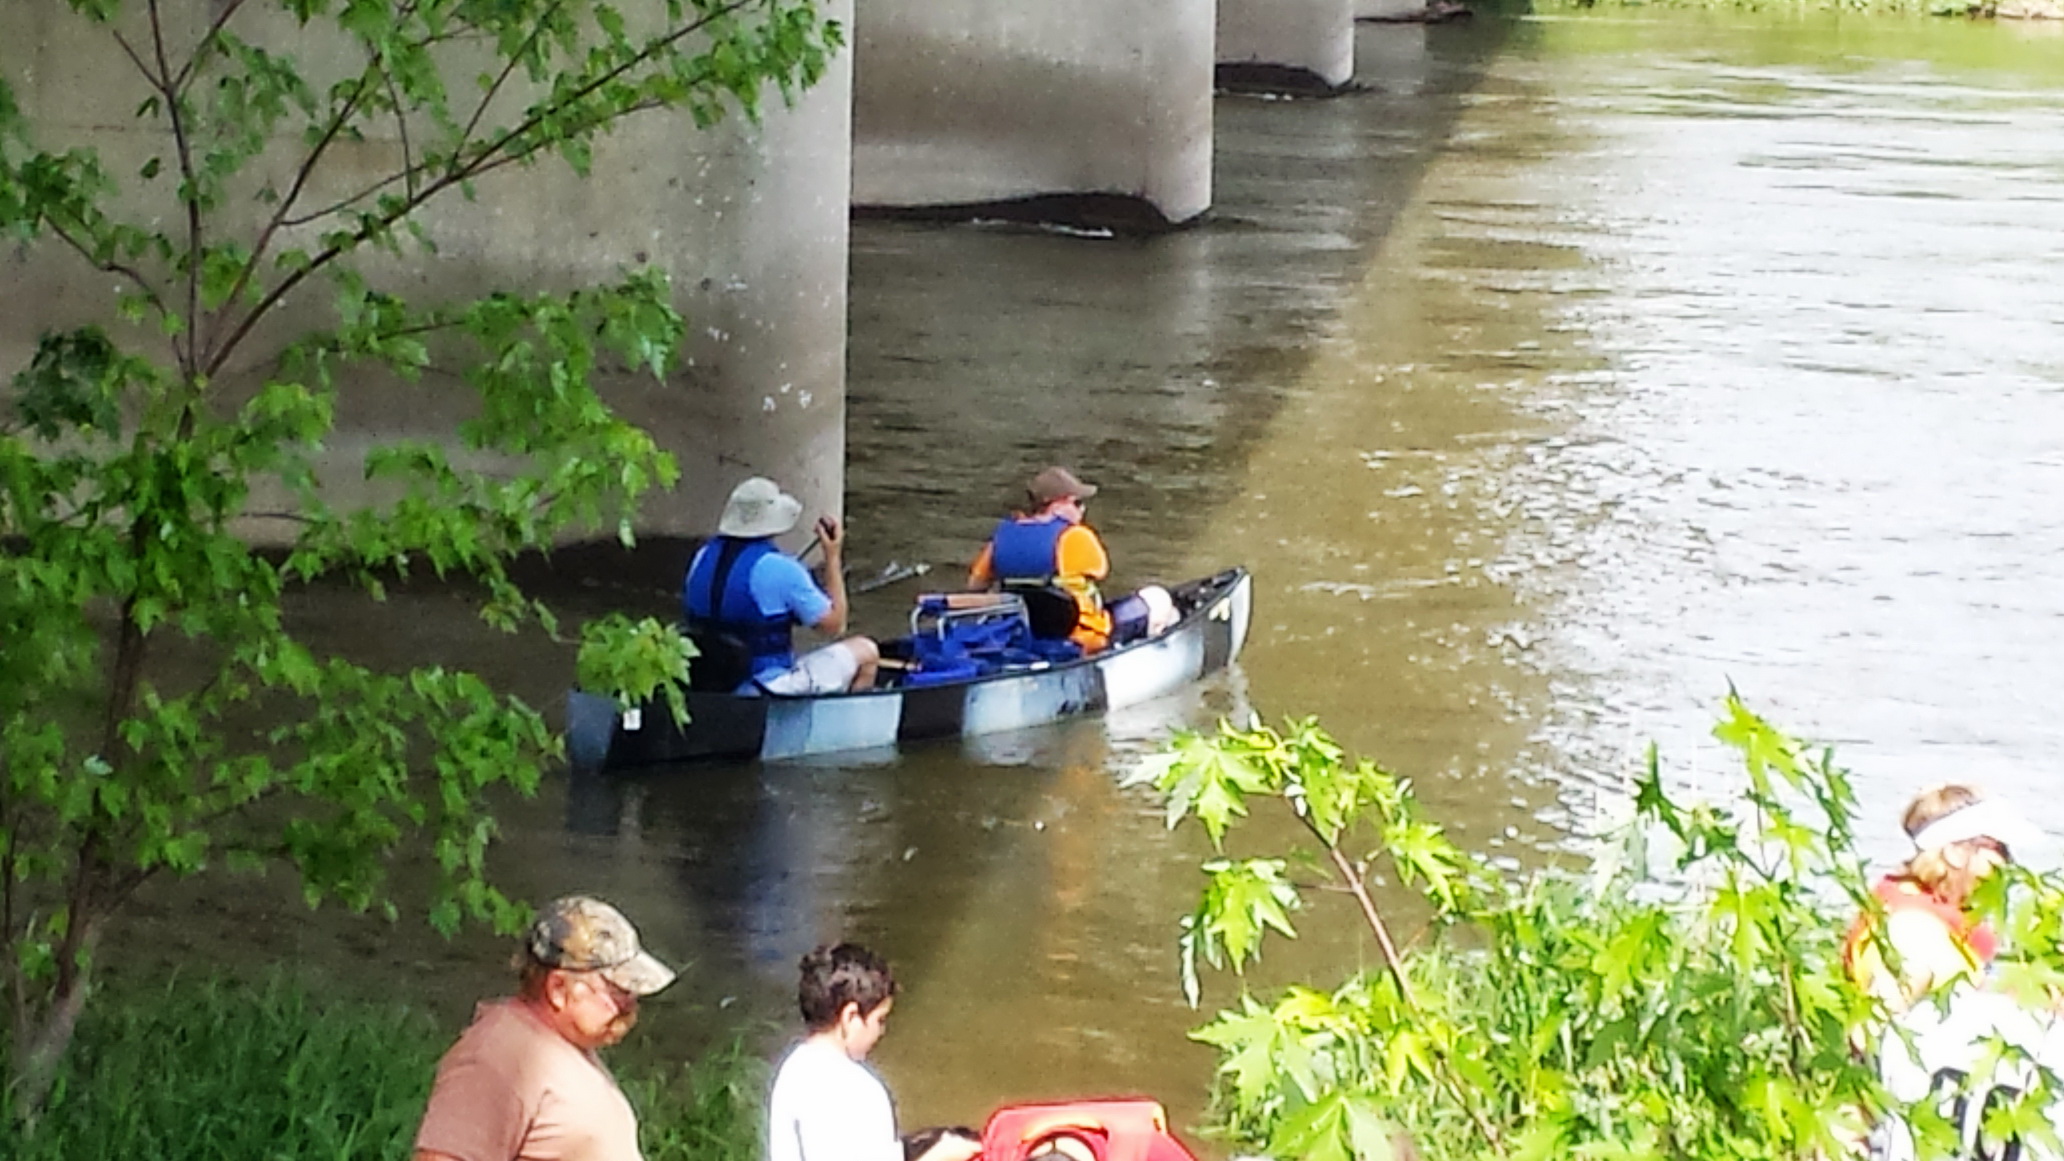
[413,896,677,1161]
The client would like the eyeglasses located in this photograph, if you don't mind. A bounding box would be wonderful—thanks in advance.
[580,972,637,1012]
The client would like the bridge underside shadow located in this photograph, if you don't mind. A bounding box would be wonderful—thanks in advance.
[840,21,1518,596]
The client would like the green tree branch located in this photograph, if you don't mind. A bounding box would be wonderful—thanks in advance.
[0,0,835,1118]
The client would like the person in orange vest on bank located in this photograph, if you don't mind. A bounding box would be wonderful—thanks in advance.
[1843,784,2036,1012]
[967,467,1175,655]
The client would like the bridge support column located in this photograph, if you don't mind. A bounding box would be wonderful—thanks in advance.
[1218,0,1355,95]
[577,0,858,541]
[851,0,1215,230]
[1,0,856,547]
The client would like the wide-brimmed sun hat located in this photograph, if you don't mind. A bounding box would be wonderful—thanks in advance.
[1027,466,1098,507]
[523,895,677,996]
[717,476,803,539]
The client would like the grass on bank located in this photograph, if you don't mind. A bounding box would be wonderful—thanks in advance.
[0,979,766,1161]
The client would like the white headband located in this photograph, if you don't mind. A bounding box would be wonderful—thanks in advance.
[1910,797,2040,857]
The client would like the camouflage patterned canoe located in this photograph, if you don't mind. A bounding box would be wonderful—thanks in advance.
[566,568,1251,770]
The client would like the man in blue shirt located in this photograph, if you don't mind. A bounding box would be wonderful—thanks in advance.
[682,477,879,694]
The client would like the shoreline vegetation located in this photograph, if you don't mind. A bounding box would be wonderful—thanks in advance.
[1132,699,2064,1161]
[0,979,766,1161]
[8,705,2058,1161]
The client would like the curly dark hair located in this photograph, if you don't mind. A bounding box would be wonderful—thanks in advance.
[798,942,897,1029]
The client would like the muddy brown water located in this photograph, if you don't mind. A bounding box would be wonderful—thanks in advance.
[104,13,2064,1153]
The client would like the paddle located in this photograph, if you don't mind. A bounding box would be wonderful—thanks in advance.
[796,517,938,597]
[851,560,932,595]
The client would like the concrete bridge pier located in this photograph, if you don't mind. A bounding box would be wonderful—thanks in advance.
[582,4,859,543]
[335,0,860,545]
[1217,0,1356,95]
[1,0,857,548]
[850,0,1215,231]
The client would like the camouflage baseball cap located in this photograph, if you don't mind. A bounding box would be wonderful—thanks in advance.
[523,896,677,996]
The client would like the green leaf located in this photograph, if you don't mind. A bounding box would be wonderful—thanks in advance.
[1270,1090,1356,1161]
[1344,1095,1407,1161]
[12,327,130,439]
[199,243,253,310]
[1197,858,1301,972]
[1136,730,1273,848]
[1192,996,1307,1108]
[578,615,697,725]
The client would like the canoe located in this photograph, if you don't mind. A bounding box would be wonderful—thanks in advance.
[566,567,1252,770]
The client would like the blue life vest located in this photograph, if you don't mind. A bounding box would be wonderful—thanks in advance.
[989,516,1069,583]
[681,537,793,668]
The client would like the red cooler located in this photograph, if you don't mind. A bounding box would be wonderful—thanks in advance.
[978,1099,1200,1161]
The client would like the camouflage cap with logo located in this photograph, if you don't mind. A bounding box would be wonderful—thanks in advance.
[523,895,677,996]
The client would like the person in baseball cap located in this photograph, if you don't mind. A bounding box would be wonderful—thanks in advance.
[967,467,1115,652]
[1025,466,1098,508]
[968,467,1176,654]
[414,896,677,1161]
[521,894,678,999]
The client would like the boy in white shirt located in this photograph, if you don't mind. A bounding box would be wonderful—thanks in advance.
[766,944,982,1161]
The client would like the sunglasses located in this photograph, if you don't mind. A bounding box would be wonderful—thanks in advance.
[579,972,637,1011]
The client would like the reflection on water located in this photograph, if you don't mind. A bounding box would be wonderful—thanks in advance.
[848,13,2064,1136]
[104,13,2064,1154]
[1469,16,2064,867]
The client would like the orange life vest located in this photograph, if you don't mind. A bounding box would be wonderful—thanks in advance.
[985,516,1112,651]
[1842,875,1997,993]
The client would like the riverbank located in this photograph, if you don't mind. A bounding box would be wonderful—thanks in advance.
[2,978,764,1161]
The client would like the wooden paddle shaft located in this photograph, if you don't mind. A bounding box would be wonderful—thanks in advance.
[916,591,1016,610]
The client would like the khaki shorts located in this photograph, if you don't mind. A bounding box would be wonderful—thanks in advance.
[759,642,863,695]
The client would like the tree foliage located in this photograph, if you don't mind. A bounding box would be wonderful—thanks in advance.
[0,0,840,1116]
[1132,696,2064,1160]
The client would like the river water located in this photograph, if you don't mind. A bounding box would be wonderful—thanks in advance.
[111,11,2064,1153]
